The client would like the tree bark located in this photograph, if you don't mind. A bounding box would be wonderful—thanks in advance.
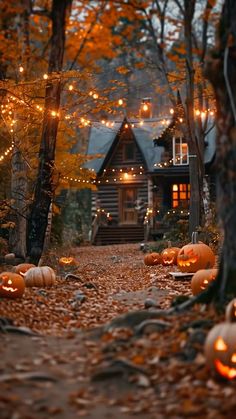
[9,0,31,259]
[27,0,72,264]
[205,0,236,302]
[9,138,28,258]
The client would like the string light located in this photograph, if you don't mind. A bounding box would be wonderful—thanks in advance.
[0,142,14,162]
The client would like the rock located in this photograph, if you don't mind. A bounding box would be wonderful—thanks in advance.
[144,298,157,309]
[4,253,15,260]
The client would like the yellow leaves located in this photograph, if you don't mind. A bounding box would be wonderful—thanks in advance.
[1,221,15,229]
[116,66,130,75]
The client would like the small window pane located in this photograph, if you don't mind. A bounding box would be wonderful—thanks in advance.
[124,143,135,160]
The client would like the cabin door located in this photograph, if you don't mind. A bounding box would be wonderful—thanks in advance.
[119,187,138,224]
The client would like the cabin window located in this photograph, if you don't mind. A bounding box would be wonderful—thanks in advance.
[172,137,189,165]
[172,183,190,208]
[123,143,135,161]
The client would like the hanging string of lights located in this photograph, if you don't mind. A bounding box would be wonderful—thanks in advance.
[0,66,216,167]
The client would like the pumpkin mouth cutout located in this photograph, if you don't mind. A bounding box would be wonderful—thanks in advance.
[200,279,209,290]
[178,250,199,267]
[215,359,236,379]
[2,286,18,293]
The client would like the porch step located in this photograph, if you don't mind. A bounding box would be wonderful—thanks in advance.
[93,225,145,245]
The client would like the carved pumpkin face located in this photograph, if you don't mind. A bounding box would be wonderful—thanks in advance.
[0,272,25,298]
[14,263,36,275]
[191,269,218,295]
[205,299,236,380]
[161,247,180,266]
[144,252,162,266]
[177,243,215,273]
[59,257,78,267]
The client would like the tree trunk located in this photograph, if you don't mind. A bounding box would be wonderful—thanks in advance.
[205,0,236,301]
[9,139,28,258]
[183,0,205,237]
[9,0,31,259]
[27,0,72,264]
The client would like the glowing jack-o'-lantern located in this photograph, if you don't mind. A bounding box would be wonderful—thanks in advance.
[204,299,236,380]
[0,272,25,298]
[59,256,78,267]
[177,232,215,273]
[191,268,218,295]
[14,263,36,276]
[161,243,180,266]
[144,252,162,266]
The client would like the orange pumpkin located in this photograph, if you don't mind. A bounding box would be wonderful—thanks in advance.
[59,257,78,267]
[144,252,162,266]
[0,271,25,298]
[177,232,215,273]
[24,266,56,287]
[14,263,36,275]
[191,268,218,295]
[204,299,236,380]
[161,245,180,266]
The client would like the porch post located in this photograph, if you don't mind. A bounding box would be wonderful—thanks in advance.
[148,177,153,228]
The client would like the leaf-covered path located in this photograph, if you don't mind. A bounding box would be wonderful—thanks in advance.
[0,244,235,418]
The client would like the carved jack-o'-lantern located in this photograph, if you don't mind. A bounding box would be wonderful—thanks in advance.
[14,263,36,275]
[0,271,25,298]
[191,268,218,295]
[177,232,215,273]
[59,257,78,267]
[204,299,236,380]
[161,243,180,266]
[144,252,162,266]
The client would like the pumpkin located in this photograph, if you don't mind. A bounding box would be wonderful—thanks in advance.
[177,232,215,273]
[191,268,218,295]
[161,242,180,266]
[24,266,56,287]
[204,299,236,380]
[0,271,25,298]
[14,263,36,275]
[59,256,78,267]
[144,252,162,266]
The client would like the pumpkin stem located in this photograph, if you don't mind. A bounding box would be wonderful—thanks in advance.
[167,240,172,248]
[225,299,236,323]
[192,231,198,244]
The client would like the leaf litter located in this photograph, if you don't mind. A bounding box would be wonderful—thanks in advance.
[0,243,235,418]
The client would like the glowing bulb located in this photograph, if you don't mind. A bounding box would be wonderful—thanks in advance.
[43,74,48,80]
[118,99,123,105]
[19,66,24,73]
[170,108,174,114]
[69,85,73,91]
[51,111,57,117]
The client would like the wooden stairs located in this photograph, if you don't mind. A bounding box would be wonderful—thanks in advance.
[93,225,145,245]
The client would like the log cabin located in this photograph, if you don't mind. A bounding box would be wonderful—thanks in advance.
[85,115,216,245]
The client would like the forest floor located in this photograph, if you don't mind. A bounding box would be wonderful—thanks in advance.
[0,243,235,419]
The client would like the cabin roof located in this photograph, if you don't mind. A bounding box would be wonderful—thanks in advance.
[85,117,216,173]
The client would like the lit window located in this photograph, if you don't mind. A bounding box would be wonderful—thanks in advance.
[172,183,190,208]
[173,137,189,165]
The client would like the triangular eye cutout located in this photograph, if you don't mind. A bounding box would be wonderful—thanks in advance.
[214,337,227,351]
[231,354,236,363]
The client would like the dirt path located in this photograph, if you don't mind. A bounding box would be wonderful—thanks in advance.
[1,244,235,418]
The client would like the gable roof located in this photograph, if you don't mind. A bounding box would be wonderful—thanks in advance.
[85,117,216,173]
[85,118,169,173]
